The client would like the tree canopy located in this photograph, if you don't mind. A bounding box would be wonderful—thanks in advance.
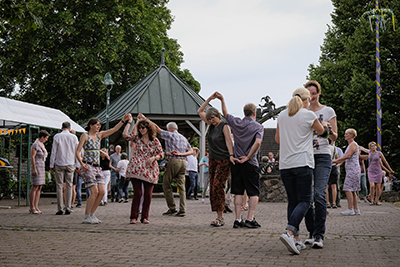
[308,0,400,171]
[0,0,200,123]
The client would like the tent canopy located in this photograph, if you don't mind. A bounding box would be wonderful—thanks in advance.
[0,97,85,132]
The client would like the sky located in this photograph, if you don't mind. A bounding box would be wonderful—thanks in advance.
[166,0,334,128]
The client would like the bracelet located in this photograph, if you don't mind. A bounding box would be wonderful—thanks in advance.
[121,120,126,124]
[229,154,234,157]
[127,122,132,124]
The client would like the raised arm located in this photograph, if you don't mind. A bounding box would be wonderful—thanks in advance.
[215,91,228,118]
[99,113,131,139]
[198,93,218,125]
[122,113,133,138]
[139,113,162,134]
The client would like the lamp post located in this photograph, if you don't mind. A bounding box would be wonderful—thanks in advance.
[103,72,114,150]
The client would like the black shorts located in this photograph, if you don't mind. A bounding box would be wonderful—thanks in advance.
[231,162,260,197]
[328,165,338,185]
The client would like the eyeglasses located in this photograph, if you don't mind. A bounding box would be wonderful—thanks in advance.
[139,126,147,130]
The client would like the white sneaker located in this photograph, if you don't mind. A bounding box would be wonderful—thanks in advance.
[340,209,355,216]
[91,214,102,223]
[295,240,307,251]
[82,216,98,224]
[201,198,205,203]
[304,237,314,245]
[280,232,300,255]
[312,238,323,249]
[354,209,361,215]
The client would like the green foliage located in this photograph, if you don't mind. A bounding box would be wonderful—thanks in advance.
[308,0,400,171]
[0,0,200,124]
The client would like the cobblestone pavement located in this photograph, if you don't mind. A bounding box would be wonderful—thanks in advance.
[1,196,400,266]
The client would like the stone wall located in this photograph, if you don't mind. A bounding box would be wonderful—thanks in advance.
[381,190,400,202]
[259,174,287,202]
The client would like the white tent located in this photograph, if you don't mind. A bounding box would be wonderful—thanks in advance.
[0,97,85,132]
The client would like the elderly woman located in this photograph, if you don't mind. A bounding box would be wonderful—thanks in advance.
[29,130,50,214]
[198,92,235,227]
[333,129,361,216]
[123,114,163,224]
[359,142,393,205]
[76,113,130,224]
[275,88,327,255]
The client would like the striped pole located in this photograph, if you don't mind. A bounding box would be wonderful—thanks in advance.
[363,3,395,152]
[375,0,382,151]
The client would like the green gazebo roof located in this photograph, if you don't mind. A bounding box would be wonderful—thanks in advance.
[95,53,206,123]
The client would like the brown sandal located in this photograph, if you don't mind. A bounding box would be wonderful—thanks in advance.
[211,218,225,227]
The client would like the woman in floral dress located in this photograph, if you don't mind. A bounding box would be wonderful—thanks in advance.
[333,128,361,216]
[123,114,163,224]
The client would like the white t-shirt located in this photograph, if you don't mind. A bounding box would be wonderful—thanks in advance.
[117,159,129,177]
[311,106,336,155]
[278,108,318,170]
[186,154,198,172]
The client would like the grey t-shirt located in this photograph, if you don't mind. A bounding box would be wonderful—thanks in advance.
[110,153,121,172]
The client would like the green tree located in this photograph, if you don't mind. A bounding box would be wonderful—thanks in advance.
[308,0,400,171]
[0,0,200,123]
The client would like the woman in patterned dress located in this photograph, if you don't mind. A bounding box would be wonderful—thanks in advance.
[76,113,130,224]
[123,114,163,224]
[198,92,235,227]
[333,129,361,216]
[30,130,50,214]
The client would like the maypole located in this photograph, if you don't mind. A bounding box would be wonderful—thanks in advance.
[362,1,395,151]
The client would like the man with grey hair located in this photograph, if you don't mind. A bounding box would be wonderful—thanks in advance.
[215,92,264,228]
[50,122,79,215]
[139,113,193,217]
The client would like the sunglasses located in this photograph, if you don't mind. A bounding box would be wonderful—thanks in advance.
[138,126,147,130]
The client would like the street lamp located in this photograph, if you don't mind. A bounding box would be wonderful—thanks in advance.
[103,72,114,150]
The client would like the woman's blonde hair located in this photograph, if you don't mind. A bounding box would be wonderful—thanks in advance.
[346,128,357,138]
[287,88,310,116]
[368,141,376,149]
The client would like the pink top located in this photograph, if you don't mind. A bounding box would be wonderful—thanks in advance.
[124,133,163,184]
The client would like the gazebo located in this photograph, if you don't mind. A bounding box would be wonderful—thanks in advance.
[94,49,210,181]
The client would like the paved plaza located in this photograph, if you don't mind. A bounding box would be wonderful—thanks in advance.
[0,195,399,266]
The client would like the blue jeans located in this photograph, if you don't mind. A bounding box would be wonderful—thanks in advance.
[358,173,368,197]
[118,176,129,200]
[75,172,82,205]
[305,154,332,240]
[186,171,199,199]
[280,166,313,236]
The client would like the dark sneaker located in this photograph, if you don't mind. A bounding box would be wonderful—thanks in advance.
[175,211,186,217]
[244,219,261,228]
[64,209,71,215]
[233,220,245,228]
[162,209,177,216]
[76,204,81,208]
[55,210,63,215]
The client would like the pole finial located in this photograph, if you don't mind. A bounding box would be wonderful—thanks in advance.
[161,48,165,65]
